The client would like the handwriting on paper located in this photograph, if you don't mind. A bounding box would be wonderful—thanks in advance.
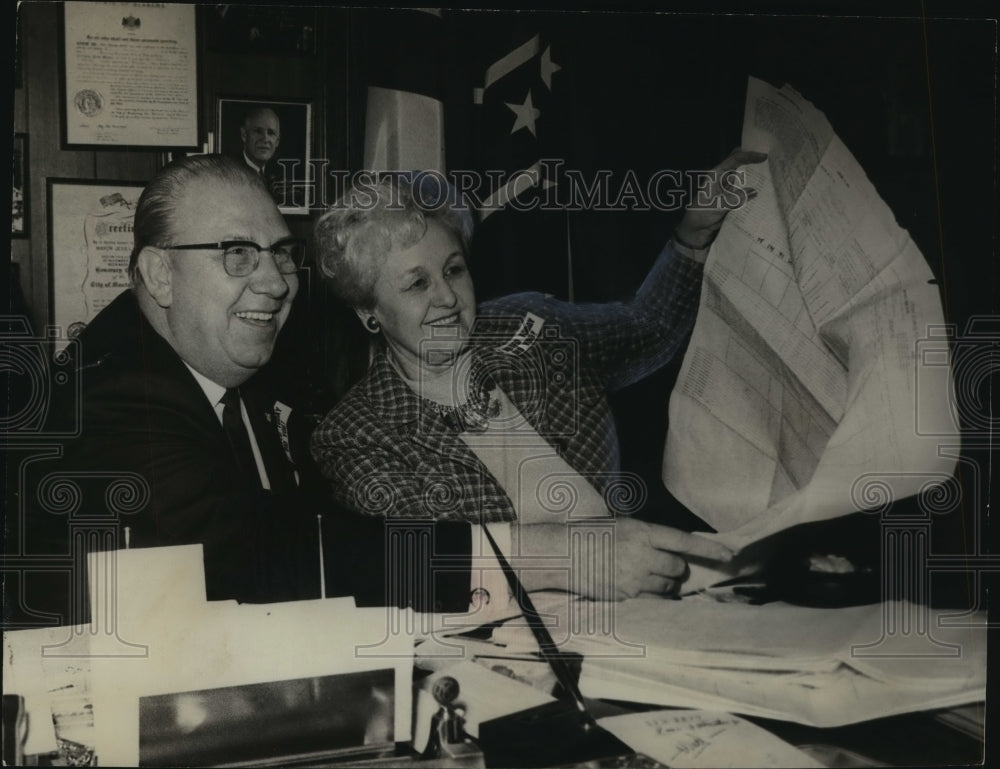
[599,709,824,768]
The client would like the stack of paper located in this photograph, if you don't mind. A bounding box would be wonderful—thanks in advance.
[486,593,986,728]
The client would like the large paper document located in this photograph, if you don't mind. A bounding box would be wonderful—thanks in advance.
[663,77,956,550]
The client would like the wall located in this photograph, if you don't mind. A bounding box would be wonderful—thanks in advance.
[11,3,350,337]
[14,2,158,333]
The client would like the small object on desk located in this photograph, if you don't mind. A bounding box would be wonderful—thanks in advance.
[433,676,461,705]
[412,662,557,753]
[706,555,880,608]
[478,700,658,769]
[773,554,879,607]
[431,676,465,747]
[422,676,482,764]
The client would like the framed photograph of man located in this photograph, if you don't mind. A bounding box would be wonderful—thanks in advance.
[216,97,313,216]
[13,134,28,237]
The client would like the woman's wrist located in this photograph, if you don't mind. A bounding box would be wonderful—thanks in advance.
[673,226,719,251]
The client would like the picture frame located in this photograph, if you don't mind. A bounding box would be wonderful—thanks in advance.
[60,2,201,150]
[12,134,28,237]
[216,96,314,216]
[46,179,145,342]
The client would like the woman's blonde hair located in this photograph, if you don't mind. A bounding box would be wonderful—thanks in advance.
[313,171,475,309]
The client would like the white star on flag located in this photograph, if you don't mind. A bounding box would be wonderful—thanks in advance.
[506,91,541,136]
[540,45,561,90]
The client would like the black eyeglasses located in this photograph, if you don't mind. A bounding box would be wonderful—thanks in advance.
[164,238,306,277]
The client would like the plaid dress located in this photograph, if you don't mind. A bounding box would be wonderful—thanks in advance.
[311,242,704,523]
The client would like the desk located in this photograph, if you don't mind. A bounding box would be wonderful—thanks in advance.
[406,692,986,768]
[5,592,986,768]
[9,697,984,767]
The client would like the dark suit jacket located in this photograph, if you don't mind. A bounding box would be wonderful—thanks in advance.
[239,153,302,209]
[8,292,470,628]
[260,159,286,205]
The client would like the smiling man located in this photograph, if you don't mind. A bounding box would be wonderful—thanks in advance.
[135,156,297,390]
[11,155,474,627]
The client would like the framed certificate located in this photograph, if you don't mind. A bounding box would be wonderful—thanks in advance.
[47,179,145,339]
[61,2,200,150]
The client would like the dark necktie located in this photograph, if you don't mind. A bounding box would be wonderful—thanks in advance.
[221,388,261,488]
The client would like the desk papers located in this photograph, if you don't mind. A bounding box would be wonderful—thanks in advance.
[663,77,955,551]
[484,593,986,728]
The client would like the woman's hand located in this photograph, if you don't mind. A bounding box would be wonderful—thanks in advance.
[516,518,733,601]
[603,517,733,599]
[675,148,768,248]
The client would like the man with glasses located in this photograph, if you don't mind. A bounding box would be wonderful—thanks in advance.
[13,155,472,626]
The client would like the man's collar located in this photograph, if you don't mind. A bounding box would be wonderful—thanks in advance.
[243,151,264,173]
[183,361,228,408]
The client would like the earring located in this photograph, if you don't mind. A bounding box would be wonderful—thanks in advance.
[366,316,380,332]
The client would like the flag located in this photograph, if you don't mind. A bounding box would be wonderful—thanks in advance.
[456,13,574,301]
[446,12,730,527]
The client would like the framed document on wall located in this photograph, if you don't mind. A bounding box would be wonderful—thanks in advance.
[216,96,314,216]
[47,179,145,341]
[61,2,200,150]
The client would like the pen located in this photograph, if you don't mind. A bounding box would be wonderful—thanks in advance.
[481,526,591,718]
[471,653,549,663]
[316,514,326,599]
